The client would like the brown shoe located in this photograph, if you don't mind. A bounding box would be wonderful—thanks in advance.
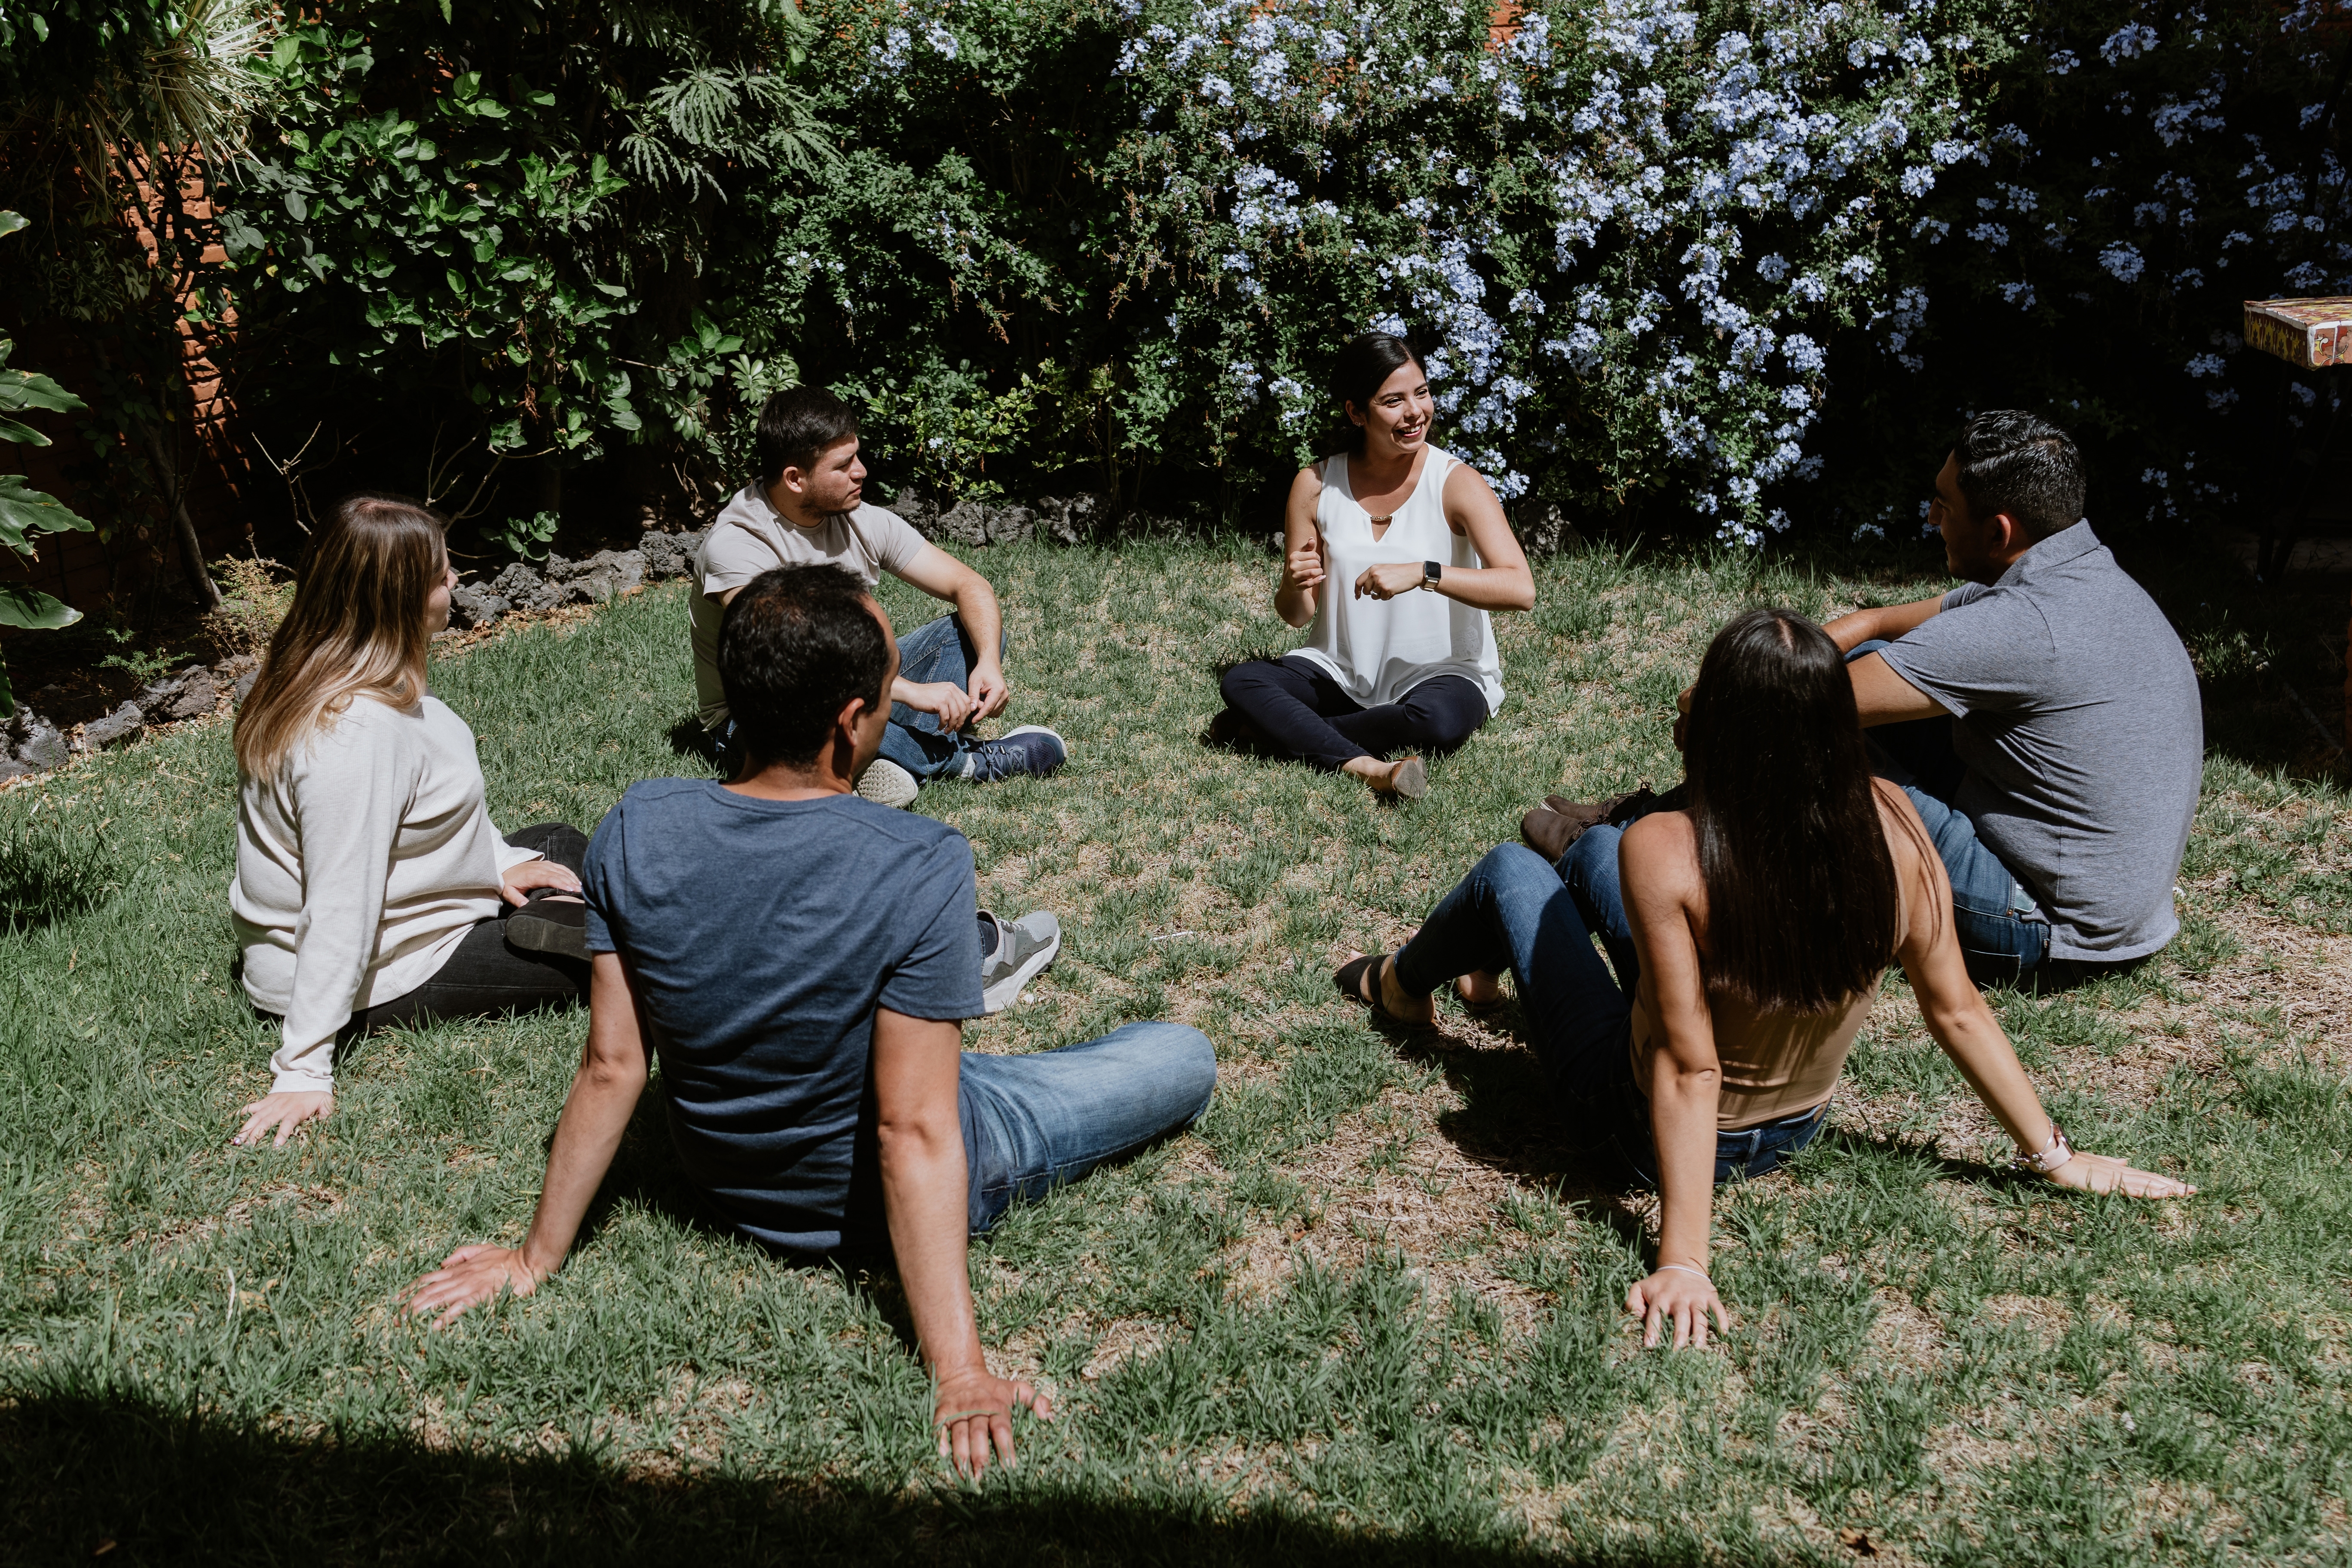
[1368,756,1427,799]
[1521,786,1659,861]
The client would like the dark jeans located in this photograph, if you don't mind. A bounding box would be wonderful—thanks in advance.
[340,822,589,1040]
[1219,655,1488,770]
[714,613,1004,784]
[959,1021,1219,1233]
[1397,842,1827,1185]
[1847,640,2052,987]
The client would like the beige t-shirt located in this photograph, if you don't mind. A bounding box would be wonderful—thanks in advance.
[689,485,929,726]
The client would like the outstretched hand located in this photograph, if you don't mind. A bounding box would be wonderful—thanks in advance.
[2046,1151,2195,1198]
[1626,1267,1732,1350]
[934,1366,1054,1481]
[402,1243,546,1327]
[232,1089,333,1148]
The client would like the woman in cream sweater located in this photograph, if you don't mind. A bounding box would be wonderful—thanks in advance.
[230,493,589,1148]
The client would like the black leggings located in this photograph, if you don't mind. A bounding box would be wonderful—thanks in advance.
[342,821,590,1040]
[1219,657,1489,771]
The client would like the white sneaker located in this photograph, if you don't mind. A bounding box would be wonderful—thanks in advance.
[855,757,919,808]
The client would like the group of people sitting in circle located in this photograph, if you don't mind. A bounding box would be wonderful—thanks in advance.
[224,329,2202,1479]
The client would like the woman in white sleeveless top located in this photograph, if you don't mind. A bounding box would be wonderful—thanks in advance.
[1214,333,1534,798]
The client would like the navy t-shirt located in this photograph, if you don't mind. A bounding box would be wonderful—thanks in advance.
[581,778,985,1252]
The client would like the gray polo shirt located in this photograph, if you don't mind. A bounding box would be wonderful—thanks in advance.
[1877,521,2202,962]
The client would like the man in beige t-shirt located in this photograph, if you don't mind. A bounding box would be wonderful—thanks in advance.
[691,388,1066,803]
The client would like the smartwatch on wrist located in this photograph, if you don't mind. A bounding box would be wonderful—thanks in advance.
[1422,560,1443,591]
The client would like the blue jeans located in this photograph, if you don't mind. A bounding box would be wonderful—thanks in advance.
[959,1021,1218,1233]
[881,613,1007,782]
[1847,640,2050,986]
[1397,844,1826,1185]
[713,613,1002,783]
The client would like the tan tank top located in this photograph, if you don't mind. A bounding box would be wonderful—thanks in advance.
[1629,981,1879,1130]
[1627,806,1909,1130]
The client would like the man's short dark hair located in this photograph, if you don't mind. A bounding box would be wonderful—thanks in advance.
[1953,410,2086,542]
[756,387,861,489]
[719,565,891,769]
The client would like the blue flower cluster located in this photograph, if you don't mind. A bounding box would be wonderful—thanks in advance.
[1114,0,1968,541]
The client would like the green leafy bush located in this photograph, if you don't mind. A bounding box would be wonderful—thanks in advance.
[750,0,2341,539]
[216,1,830,531]
[0,211,95,716]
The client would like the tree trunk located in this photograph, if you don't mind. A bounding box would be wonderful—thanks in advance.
[138,420,224,612]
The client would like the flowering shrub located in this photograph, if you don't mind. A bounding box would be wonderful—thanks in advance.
[1872,0,2348,533]
[773,0,2345,542]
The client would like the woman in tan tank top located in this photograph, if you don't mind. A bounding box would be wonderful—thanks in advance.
[1339,609,2192,1350]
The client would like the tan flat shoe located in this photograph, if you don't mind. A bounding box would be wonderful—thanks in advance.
[1368,756,1427,799]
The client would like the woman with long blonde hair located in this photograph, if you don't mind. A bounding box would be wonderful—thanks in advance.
[230,493,589,1148]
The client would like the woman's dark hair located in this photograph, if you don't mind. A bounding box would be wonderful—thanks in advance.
[756,387,861,488]
[1683,607,1902,1014]
[1323,331,1425,456]
[719,564,892,769]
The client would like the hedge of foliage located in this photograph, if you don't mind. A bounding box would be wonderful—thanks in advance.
[758,0,2346,542]
[11,0,2346,549]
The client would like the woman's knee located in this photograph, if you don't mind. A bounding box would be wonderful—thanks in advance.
[1220,660,1273,708]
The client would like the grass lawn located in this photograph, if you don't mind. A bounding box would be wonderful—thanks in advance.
[2,531,2349,1565]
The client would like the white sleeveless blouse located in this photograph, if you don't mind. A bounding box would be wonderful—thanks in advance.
[1289,445,1504,713]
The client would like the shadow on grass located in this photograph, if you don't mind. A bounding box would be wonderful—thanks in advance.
[0,816,116,933]
[0,1387,1589,1568]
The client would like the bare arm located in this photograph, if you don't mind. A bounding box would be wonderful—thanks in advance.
[1348,467,1538,609]
[894,544,1008,722]
[1276,466,1326,628]
[1848,652,1951,727]
[1883,786,2192,1199]
[1618,813,1735,1349]
[872,1007,1052,1478]
[1436,465,1536,611]
[1824,594,1945,652]
[403,952,651,1321]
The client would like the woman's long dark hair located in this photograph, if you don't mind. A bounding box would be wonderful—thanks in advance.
[1683,607,1902,1014]
[1322,331,1424,456]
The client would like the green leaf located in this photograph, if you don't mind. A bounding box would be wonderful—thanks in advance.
[0,415,49,446]
[0,367,88,419]
[0,582,81,631]
[0,474,95,550]
[0,211,26,239]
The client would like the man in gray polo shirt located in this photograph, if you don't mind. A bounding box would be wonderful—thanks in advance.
[1828,410,2203,986]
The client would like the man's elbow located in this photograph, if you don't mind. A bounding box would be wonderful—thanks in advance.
[876,1114,960,1167]
[582,1051,647,1096]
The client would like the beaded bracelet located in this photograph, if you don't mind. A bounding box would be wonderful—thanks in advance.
[2013,1122,2072,1176]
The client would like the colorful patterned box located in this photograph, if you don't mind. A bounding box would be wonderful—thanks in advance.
[2245,296,2352,369]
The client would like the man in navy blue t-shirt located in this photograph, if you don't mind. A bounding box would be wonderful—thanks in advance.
[405,564,1217,1479]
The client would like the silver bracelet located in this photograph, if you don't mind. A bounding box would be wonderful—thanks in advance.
[2013,1121,2072,1176]
[1657,1263,1712,1284]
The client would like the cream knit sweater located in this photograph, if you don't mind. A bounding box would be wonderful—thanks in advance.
[232,694,540,1092]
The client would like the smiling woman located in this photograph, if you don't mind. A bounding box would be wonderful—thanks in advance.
[1210,331,1534,801]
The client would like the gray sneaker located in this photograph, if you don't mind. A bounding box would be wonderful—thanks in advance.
[978,909,1061,1014]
